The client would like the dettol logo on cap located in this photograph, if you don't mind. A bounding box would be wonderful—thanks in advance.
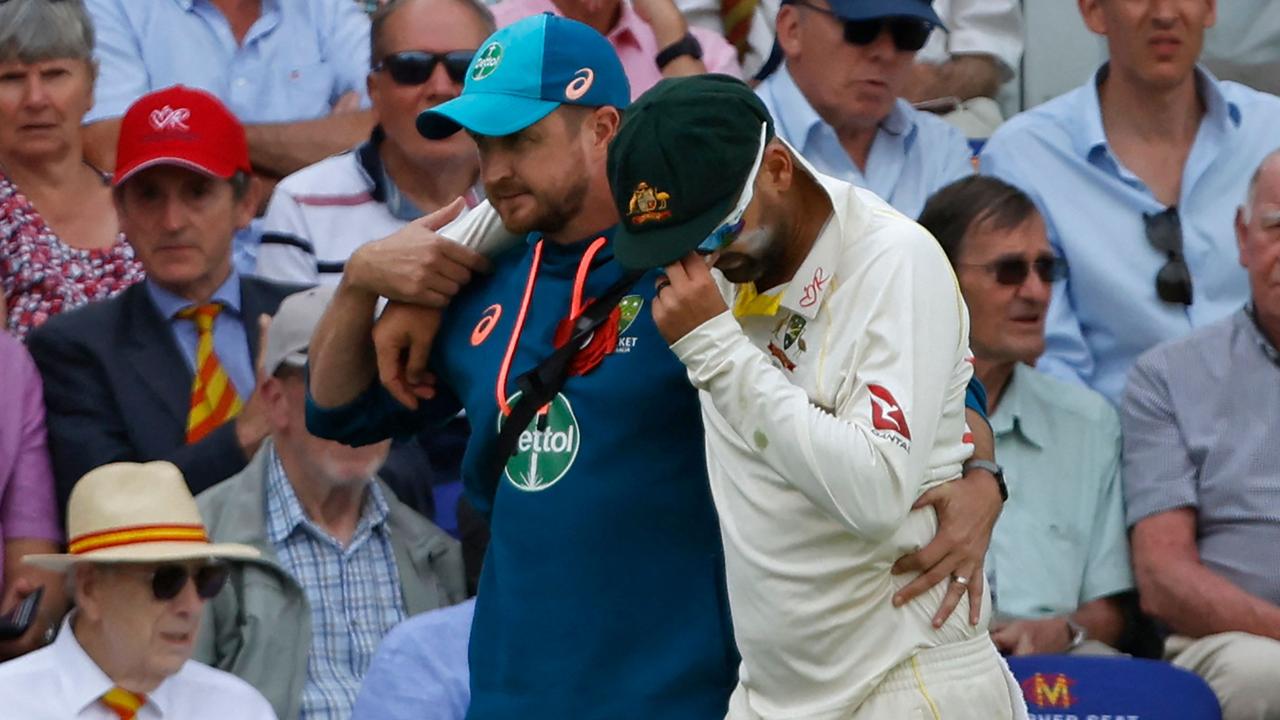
[471,42,504,81]
[499,392,580,492]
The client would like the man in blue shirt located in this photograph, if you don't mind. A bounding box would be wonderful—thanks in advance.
[350,598,475,720]
[82,0,375,179]
[980,0,1280,404]
[307,15,1004,718]
[756,0,973,218]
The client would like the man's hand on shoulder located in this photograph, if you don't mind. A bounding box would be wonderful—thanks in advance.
[345,198,491,307]
[653,253,728,345]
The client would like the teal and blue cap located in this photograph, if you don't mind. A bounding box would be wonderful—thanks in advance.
[417,14,631,140]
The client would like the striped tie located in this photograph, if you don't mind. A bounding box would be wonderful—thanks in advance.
[177,304,243,444]
[720,0,757,60]
[101,687,146,719]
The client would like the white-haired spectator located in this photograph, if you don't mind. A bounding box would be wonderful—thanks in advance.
[1122,149,1280,720]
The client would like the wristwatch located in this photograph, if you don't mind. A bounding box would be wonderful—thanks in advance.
[1065,616,1088,651]
[656,33,703,70]
[963,459,1008,502]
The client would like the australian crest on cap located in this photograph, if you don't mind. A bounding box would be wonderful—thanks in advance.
[628,182,671,225]
[471,42,503,81]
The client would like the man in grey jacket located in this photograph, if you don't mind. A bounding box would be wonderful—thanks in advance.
[194,287,466,720]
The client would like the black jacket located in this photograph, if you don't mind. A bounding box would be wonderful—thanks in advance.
[28,276,305,510]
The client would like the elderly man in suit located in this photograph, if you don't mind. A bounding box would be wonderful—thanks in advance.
[28,86,305,507]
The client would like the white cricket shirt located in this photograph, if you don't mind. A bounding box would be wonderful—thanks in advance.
[671,170,986,719]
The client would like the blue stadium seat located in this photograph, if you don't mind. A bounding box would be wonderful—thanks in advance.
[1008,655,1221,720]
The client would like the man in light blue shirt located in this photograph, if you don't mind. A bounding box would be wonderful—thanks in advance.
[83,0,375,180]
[980,0,1280,404]
[920,176,1133,657]
[350,598,475,720]
[757,0,973,219]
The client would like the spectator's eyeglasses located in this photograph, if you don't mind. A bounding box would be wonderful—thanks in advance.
[959,255,1068,286]
[135,563,230,601]
[790,1,933,52]
[1144,207,1193,305]
[374,51,475,86]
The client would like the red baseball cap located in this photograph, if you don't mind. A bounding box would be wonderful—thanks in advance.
[113,85,252,187]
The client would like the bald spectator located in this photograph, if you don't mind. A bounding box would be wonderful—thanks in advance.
[757,0,973,218]
[921,176,1132,657]
[195,287,465,720]
[255,0,490,286]
[981,0,1280,404]
[0,332,64,662]
[81,0,375,180]
[490,0,742,99]
[1121,151,1280,720]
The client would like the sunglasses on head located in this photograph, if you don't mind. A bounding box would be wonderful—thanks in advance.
[960,255,1068,286]
[698,124,770,256]
[140,563,230,602]
[374,50,475,86]
[1144,206,1193,305]
[790,1,934,52]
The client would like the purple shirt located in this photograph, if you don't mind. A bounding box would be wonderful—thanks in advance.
[490,0,742,100]
[0,332,61,594]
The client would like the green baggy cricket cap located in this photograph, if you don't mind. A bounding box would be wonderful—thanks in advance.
[608,74,775,270]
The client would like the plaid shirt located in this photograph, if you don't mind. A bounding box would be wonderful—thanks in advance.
[265,450,406,720]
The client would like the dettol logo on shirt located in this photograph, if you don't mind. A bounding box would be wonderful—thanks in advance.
[499,392,580,492]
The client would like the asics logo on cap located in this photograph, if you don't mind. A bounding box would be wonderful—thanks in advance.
[565,68,595,100]
[149,106,191,132]
[471,42,503,81]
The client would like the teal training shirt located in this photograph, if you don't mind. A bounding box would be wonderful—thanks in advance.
[307,230,739,719]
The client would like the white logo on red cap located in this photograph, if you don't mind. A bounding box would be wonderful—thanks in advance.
[149,106,191,132]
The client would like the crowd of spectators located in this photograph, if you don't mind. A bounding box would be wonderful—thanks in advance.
[0,0,1277,718]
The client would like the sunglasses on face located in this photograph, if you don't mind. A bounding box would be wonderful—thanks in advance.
[960,255,1068,286]
[374,50,475,86]
[698,124,770,256]
[137,563,230,602]
[1144,207,1193,305]
[791,1,934,52]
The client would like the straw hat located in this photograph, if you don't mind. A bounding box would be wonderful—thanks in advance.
[24,462,260,570]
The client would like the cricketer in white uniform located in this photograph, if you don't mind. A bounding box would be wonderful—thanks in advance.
[609,75,1028,720]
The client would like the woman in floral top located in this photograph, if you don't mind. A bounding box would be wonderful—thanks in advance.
[0,0,143,340]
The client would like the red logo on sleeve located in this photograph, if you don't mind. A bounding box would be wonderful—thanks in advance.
[869,384,911,441]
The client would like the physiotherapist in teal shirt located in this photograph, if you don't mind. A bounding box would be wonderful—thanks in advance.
[306,16,1006,719]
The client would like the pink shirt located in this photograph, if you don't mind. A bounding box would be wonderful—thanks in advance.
[0,332,61,594]
[490,0,743,100]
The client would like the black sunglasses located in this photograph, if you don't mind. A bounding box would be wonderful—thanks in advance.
[1144,207,1193,305]
[144,563,230,601]
[374,50,475,86]
[960,255,1068,286]
[790,1,933,51]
